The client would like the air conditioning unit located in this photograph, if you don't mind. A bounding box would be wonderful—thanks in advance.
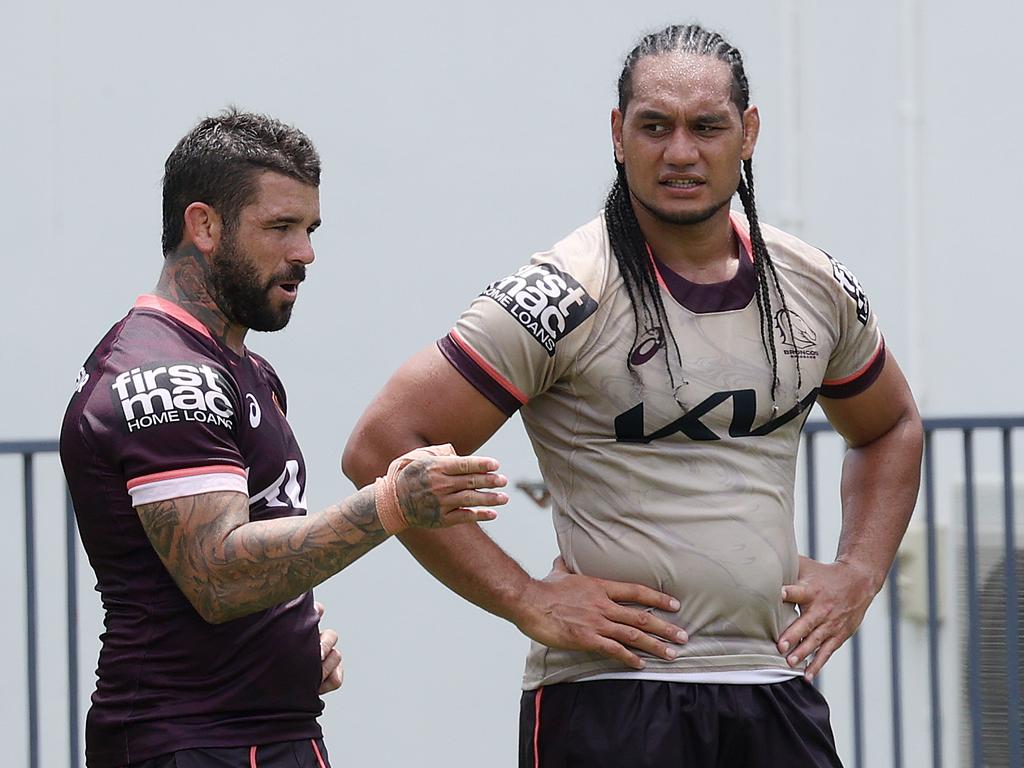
[954,481,1024,767]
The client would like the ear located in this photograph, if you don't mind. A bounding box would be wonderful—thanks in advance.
[741,105,760,161]
[182,202,223,255]
[611,107,625,164]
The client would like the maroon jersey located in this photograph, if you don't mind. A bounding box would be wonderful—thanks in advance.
[60,295,323,767]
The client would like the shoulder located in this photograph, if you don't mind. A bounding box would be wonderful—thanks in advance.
[531,213,613,295]
[247,350,288,409]
[738,215,863,300]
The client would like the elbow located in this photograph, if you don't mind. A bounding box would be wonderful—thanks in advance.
[187,585,244,625]
[341,437,375,489]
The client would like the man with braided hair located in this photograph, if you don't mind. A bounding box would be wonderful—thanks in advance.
[344,24,922,767]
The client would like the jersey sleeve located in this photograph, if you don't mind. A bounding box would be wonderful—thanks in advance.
[438,227,606,416]
[819,252,886,399]
[94,351,248,506]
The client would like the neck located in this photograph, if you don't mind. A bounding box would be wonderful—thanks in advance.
[631,198,738,283]
[154,243,247,354]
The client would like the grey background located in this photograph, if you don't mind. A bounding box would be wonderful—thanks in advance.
[2,0,1020,765]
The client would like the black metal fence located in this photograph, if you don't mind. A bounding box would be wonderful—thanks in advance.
[6,418,1024,767]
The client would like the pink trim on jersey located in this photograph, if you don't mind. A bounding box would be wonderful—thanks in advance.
[729,211,754,261]
[134,294,213,340]
[126,463,246,491]
[449,330,528,405]
[822,337,885,386]
[644,212,753,283]
[250,745,258,768]
[533,687,544,768]
[311,739,327,768]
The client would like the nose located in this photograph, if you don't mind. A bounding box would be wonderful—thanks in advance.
[290,236,316,266]
[663,128,700,166]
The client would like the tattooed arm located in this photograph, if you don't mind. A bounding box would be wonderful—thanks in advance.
[136,453,508,624]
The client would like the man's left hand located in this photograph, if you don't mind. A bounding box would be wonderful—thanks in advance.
[778,556,880,681]
[315,601,344,695]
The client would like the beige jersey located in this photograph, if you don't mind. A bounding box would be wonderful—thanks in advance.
[438,211,884,689]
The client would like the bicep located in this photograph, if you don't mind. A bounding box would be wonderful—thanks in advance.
[136,490,249,591]
[818,352,919,447]
[343,344,509,486]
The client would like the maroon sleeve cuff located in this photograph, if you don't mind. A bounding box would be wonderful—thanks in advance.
[820,341,887,399]
[437,334,522,418]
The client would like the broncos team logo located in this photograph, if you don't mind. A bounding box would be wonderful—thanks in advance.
[775,310,819,358]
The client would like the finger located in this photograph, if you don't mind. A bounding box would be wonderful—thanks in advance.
[586,634,646,670]
[777,610,823,653]
[447,490,510,509]
[314,601,325,620]
[437,455,501,475]
[787,623,833,667]
[603,620,682,661]
[319,662,343,694]
[551,556,569,573]
[441,508,499,527]
[804,636,842,681]
[605,604,689,645]
[781,583,813,605]
[319,628,339,660]
[601,580,682,614]
[321,648,342,680]
[448,472,509,491]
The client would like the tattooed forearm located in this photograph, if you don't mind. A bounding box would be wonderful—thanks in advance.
[136,486,388,623]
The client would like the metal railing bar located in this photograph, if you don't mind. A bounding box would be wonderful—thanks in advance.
[889,558,904,768]
[1002,429,1021,768]
[65,487,80,768]
[851,631,864,768]
[963,430,982,768]
[803,416,1024,435]
[0,441,59,454]
[804,431,818,561]
[924,431,943,768]
[23,455,39,768]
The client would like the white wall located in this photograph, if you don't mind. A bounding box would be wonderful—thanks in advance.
[2,1,1020,765]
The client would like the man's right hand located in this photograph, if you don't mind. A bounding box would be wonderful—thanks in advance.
[394,451,509,529]
[515,557,688,669]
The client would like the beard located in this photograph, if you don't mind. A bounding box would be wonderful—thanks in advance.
[630,187,733,226]
[207,231,305,332]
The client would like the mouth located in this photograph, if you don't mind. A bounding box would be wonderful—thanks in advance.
[660,177,705,190]
[275,281,301,298]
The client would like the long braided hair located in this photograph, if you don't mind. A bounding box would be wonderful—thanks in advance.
[608,24,801,404]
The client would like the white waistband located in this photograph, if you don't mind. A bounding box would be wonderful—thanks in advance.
[573,667,803,685]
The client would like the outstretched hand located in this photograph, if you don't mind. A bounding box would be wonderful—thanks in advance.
[778,556,880,680]
[516,557,688,670]
[393,445,509,528]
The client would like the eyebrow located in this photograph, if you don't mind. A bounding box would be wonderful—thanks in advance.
[267,214,322,229]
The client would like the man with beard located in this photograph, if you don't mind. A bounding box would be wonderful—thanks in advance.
[343,25,923,767]
[60,110,509,768]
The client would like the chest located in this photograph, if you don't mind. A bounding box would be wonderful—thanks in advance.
[230,364,308,518]
[557,286,834,444]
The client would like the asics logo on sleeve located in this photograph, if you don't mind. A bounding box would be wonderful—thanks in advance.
[110,362,235,433]
[245,394,262,428]
[481,263,598,357]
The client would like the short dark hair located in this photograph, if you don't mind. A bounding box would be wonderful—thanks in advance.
[161,108,321,254]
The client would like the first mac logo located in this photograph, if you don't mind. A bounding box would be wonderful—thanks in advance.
[483,263,597,356]
[111,362,234,433]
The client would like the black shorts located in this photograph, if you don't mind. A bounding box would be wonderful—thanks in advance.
[519,678,843,768]
[132,738,330,768]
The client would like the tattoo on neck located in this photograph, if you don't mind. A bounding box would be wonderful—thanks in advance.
[156,244,241,351]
